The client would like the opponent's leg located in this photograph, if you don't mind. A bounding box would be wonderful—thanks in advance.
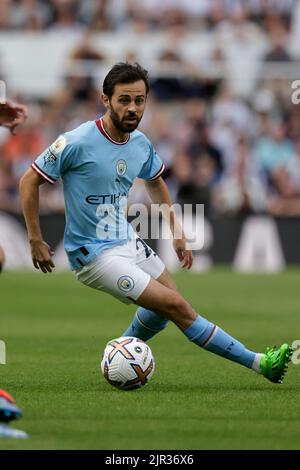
[122,268,175,340]
[136,278,292,382]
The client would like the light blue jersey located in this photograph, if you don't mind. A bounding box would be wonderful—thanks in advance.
[32,118,165,269]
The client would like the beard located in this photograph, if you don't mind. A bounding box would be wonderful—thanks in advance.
[109,104,142,133]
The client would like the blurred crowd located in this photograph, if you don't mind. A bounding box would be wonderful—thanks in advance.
[0,0,297,33]
[1,0,300,217]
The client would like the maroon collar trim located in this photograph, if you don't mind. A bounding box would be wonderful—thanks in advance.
[95,118,130,145]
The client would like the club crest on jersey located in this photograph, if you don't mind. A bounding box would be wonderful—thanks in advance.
[117,275,134,292]
[50,135,67,155]
[116,160,127,176]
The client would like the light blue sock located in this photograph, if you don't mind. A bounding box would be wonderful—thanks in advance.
[123,307,169,341]
[184,315,256,369]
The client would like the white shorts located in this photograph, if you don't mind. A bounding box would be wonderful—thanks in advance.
[75,235,165,304]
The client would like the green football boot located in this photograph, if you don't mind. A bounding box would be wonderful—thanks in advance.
[260,343,292,384]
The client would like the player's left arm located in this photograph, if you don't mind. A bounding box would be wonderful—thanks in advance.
[144,177,193,269]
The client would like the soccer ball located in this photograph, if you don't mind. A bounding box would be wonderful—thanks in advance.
[100,336,155,390]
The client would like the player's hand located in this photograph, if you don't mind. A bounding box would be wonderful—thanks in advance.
[0,100,28,135]
[30,240,55,273]
[173,238,193,269]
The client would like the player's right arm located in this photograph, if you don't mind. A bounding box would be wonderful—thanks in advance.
[19,168,55,273]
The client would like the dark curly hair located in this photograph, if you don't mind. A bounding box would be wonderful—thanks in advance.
[103,62,150,99]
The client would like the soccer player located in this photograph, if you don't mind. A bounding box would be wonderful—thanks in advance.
[20,62,291,384]
[0,99,28,438]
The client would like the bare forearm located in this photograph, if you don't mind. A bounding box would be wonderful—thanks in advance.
[19,176,43,242]
[145,177,183,239]
[145,177,193,268]
[19,169,55,273]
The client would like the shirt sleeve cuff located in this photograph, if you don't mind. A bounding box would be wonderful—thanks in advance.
[31,162,57,184]
[147,163,165,181]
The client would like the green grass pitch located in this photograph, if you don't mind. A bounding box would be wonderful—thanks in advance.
[0,268,299,450]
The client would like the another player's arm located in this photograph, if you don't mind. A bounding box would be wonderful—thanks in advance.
[19,168,55,273]
[0,100,28,135]
[144,176,193,269]
[0,100,28,273]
